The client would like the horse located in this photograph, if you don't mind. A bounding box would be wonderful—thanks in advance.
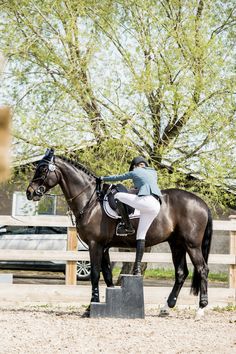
[26,148,212,318]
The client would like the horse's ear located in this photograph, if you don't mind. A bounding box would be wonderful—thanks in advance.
[44,148,54,161]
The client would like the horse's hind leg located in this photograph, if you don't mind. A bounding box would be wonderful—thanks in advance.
[101,248,114,287]
[187,246,209,318]
[168,243,189,308]
[159,243,188,317]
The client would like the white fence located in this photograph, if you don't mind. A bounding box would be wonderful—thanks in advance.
[0,215,235,305]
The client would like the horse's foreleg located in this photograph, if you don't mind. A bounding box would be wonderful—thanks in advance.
[159,244,188,317]
[89,242,104,303]
[101,248,114,288]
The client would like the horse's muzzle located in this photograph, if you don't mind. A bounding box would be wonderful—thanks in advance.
[26,186,33,200]
[26,185,42,201]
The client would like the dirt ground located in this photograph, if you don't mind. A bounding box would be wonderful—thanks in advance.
[0,305,235,354]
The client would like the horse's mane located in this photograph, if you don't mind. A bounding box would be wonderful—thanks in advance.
[57,155,96,178]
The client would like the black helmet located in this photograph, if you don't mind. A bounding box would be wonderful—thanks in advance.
[129,156,149,171]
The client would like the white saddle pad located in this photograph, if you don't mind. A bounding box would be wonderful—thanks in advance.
[103,195,140,220]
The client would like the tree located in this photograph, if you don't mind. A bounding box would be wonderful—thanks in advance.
[0,0,235,208]
[87,0,236,207]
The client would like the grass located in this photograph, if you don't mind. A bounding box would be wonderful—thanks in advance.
[212,304,236,312]
[112,267,228,283]
[208,272,228,283]
[112,267,122,277]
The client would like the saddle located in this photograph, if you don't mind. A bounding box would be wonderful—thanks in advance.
[101,183,140,220]
[107,184,135,215]
[99,183,164,220]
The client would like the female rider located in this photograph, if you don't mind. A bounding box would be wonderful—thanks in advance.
[100,156,162,275]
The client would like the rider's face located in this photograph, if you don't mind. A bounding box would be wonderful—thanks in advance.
[134,162,146,169]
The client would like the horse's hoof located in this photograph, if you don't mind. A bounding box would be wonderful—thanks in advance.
[81,309,90,318]
[81,305,90,318]
[158,309,170,317]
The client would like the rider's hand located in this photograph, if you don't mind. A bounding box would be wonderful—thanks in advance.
[96,177,103,183]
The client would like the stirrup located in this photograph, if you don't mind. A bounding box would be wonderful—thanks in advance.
[116,222,134,237]
[116,222,128,236]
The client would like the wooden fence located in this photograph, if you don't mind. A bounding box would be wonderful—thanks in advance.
[0,215,236,289]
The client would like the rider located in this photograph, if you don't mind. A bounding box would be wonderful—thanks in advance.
[99,156,162,275]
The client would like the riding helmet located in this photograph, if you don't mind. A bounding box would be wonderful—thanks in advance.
[129,156,149,171]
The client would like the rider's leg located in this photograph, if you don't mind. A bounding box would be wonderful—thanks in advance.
[115,193,160,274]
[115,199,135,235]
[133,209,159,275]
[133,239,146,275]
[115,193,160,212]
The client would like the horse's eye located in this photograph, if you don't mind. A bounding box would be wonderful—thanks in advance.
[38,166,47,175]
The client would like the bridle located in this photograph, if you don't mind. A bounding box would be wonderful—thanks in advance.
[30,157,99,219]
[30,158,60,197]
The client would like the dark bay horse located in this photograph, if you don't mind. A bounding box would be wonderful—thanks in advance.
[26,149,212,317]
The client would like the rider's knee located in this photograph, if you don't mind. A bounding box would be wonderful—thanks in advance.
[114,192,123,201]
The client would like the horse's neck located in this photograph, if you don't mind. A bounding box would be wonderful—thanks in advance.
[56,159,96,216]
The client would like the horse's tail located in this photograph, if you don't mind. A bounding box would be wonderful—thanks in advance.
[191,208,213,296]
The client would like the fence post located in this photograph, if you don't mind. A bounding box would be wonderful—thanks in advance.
[65,227,78,285]
[229,215,236,288]
[0,106,11,183]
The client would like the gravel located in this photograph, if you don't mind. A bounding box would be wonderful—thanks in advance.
[0,305,235,354]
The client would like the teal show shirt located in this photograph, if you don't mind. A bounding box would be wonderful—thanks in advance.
[102,167,162,198]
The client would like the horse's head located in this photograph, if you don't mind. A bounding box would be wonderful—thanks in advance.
[26,148,60,201]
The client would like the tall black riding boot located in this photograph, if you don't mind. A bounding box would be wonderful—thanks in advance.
[115,199,135,236]
[133,240,146,275]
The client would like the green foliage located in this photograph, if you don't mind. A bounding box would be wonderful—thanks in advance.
[144,268,228,282]
[0,0,235,209]
[77,138,137,175]
[213,304,236,312]
[113,267,228,282]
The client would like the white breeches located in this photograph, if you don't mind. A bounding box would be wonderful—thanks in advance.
[115,192,161,240]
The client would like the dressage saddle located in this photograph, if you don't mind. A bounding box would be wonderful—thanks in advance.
[106,184,135,215]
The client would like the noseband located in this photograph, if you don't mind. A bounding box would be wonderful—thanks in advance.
[30,159,60,197]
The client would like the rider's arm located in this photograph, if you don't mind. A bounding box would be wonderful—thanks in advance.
[102,171,133,182]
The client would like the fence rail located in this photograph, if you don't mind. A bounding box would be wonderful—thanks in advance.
[0,215,236,289]
[1,215,235,230]
[0,250,235,264]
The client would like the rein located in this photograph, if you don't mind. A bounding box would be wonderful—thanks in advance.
[66,180,98,220]
[66,184,92,203]
[75,187,98,220]
[66,174,103,221]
